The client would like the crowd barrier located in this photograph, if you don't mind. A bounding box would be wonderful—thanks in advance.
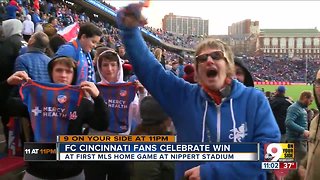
[255,82,292,85]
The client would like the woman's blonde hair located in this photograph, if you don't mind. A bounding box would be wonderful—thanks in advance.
[194,39,235,78]
[154,48,162,61]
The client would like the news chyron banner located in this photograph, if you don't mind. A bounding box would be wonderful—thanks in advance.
[24,143,56,161]
[24,135,176,161]
[24,135,260,161]
[261,143,297,170]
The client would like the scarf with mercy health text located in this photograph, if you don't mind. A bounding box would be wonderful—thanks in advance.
[20,80,83,142]
[97,82,137,133]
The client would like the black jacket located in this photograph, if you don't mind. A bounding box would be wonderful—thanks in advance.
[270,94,293,134]
[0,34,25,82]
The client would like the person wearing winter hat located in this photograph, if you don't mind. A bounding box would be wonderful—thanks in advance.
[234,57,254,87]
[276,85,286,94]
[131,96,174,180]
[270,85,294,142]
[133,96,171,133]
[123,62,133,81]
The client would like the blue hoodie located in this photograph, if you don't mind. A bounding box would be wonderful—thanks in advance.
[55,39,95,85]
[117,16,280,180]
[6,4,18,19]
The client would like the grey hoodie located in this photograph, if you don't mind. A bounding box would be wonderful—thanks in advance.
[22,14,34,35]
[2,19,23,38]
[0,19,25,82]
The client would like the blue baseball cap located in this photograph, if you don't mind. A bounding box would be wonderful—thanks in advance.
[277,86,286,93]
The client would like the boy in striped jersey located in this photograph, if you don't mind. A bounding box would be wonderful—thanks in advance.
[1,57,109,180]
[83,49,146,180]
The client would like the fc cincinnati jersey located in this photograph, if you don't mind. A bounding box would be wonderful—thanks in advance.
[20,80,83,142]
[97,83,137,133]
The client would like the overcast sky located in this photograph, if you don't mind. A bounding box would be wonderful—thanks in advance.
[110,1,320,35]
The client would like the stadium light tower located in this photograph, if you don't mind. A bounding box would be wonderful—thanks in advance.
[305,56,308,85]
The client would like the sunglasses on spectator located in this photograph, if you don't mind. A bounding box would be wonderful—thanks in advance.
[195,51,226,63]
[314,79,320,87]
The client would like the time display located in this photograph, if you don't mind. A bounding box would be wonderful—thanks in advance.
[261,162,279,169]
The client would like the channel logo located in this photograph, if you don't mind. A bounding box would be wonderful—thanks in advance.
[264,143,294,162]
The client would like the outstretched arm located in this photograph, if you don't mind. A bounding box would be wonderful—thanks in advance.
[116,4,193,119]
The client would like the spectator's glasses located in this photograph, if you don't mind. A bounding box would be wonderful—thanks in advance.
[314,79,320,87]
[195,51,226,64]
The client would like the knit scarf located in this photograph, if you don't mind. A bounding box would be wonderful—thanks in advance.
[200,77,232,105]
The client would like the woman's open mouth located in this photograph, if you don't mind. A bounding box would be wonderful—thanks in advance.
[206,69,218,78]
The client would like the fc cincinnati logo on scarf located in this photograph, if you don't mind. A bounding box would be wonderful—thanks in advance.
[19,80,83,142]
[119,90,127,97]
[57,95,67,104]
[97,83,137,133]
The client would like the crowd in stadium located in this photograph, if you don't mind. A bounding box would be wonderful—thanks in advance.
[0,0,319,180]
[243,56,320,83]
[1,0,318,83]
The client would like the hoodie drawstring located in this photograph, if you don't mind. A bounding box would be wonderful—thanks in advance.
[201,101,208,142]
[202,99,237,142]
[230,98,236,142]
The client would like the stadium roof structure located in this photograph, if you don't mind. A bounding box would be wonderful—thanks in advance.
[260,28,319,34]
[68,0,195,53]
[259,28,320,37]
